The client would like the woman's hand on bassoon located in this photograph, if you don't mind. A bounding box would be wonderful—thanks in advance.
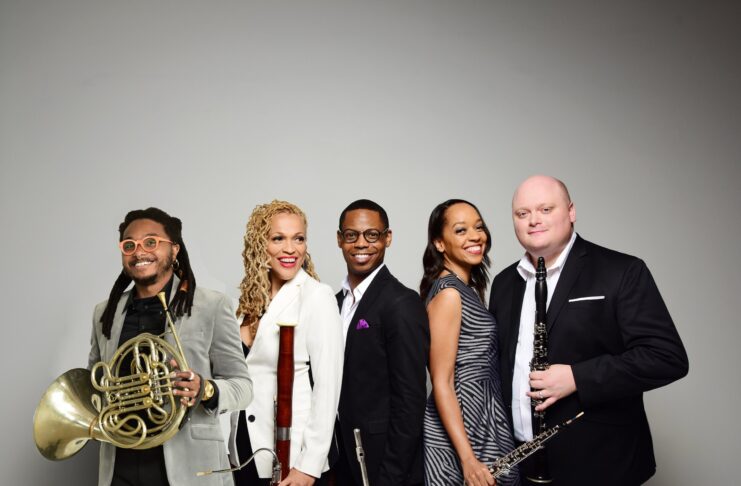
[278,467,316,486]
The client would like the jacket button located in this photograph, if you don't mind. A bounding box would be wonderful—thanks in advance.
[248,415,255,422]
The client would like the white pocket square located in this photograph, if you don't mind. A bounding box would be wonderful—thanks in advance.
[569,296,605,302]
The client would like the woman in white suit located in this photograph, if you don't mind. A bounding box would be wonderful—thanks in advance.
[230,200,343,486]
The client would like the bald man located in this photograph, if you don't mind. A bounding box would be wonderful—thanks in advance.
[488,175,688,486]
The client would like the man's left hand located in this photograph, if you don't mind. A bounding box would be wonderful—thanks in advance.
[527,364,576,412]
[170,358,202,407]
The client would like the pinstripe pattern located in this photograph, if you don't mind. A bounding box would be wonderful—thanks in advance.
[423,275,520,486]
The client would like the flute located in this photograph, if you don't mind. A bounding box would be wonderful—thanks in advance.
[353,428,371,486]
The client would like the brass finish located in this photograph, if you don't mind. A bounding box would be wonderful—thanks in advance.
[33,368,105,460]
[33,291,191,460]
[202,380,215,401]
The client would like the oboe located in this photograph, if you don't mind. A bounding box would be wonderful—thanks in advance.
[528,256,551,483]
[487,412,583,481]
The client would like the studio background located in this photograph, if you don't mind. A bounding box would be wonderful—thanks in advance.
[1,1,738,484]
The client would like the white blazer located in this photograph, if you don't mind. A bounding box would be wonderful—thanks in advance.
[229,268,344,478]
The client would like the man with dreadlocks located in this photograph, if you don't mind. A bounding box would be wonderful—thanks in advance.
[88,207,252,486]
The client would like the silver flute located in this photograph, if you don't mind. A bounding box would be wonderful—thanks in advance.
[353,428,371,486]
[460,412,584,485]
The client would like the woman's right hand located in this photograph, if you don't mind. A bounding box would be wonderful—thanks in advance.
[461,455,495,486]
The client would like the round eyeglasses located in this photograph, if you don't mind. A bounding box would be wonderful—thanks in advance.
[119,236,174,255]
[339,228,388,243]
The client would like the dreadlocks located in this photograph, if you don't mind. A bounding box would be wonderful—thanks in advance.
[238,200,318,338]
[100,207,197,339]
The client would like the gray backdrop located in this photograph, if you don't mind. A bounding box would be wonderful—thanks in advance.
[1,1,738,484]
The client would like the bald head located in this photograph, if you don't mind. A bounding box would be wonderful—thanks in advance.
[512,175,576,267]
[513,175,571,206]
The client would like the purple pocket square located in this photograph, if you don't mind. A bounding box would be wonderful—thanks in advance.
[356,318,370,330]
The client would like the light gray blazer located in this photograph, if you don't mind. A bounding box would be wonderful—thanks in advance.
[88,278,252,486]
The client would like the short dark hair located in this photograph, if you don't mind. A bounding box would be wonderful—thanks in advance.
[338,199,389,229]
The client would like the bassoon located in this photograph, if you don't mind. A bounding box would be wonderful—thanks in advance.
[275,321,297,483]
[198,305,298,485]
[528,256,552,483]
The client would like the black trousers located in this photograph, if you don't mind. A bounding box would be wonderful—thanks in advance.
[111,446,169,486]
[233,410,330,486]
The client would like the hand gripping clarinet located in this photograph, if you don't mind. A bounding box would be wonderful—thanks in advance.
[528,256,552,483]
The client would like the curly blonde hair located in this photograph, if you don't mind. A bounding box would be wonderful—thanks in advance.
[237,200,318,337]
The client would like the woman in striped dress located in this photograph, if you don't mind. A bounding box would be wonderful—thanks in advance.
[420,199,519,486]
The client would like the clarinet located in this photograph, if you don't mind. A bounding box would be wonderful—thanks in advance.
[528,256,551,483]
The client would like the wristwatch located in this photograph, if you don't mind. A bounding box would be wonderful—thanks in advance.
[202,380,215,401]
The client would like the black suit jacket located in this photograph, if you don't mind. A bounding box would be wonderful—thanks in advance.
[335,265,430,486]
[489,235,688,486]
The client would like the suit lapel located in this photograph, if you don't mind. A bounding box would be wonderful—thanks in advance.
[343,265,391,366]
[263,269,306,326]
[505,273,526,370]
[162,275,185,349]
[106,291,130,361]
[335,289,344,311]
[547,235,588,332]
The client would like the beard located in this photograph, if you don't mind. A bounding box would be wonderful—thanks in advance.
[125,252,176,287]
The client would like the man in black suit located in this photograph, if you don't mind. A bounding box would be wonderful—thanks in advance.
[489,175,688,486]
[331,199,429,486]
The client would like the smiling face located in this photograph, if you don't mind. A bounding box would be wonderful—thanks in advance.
[267,212,307,296]
[512,175,576,267]
[435,203,487,280]
[121,218,179,295]
[337,209,392,289]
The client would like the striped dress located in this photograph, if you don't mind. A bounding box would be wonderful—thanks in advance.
[423,275,520,486]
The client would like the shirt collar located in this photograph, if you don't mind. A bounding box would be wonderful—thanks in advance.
[125,274,175,310]
[341,263,386,299]
[517,230,577,279]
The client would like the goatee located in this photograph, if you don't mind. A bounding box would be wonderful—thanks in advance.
[126,255,175,286]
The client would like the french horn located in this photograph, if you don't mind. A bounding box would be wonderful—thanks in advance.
[34,292,190,460]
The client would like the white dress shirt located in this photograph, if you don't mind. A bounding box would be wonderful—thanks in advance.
[512,231,576,441]
[339,263,385,342]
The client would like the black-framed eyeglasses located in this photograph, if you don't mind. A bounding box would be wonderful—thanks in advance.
[339,228,388,243]
[119,236,174,255]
